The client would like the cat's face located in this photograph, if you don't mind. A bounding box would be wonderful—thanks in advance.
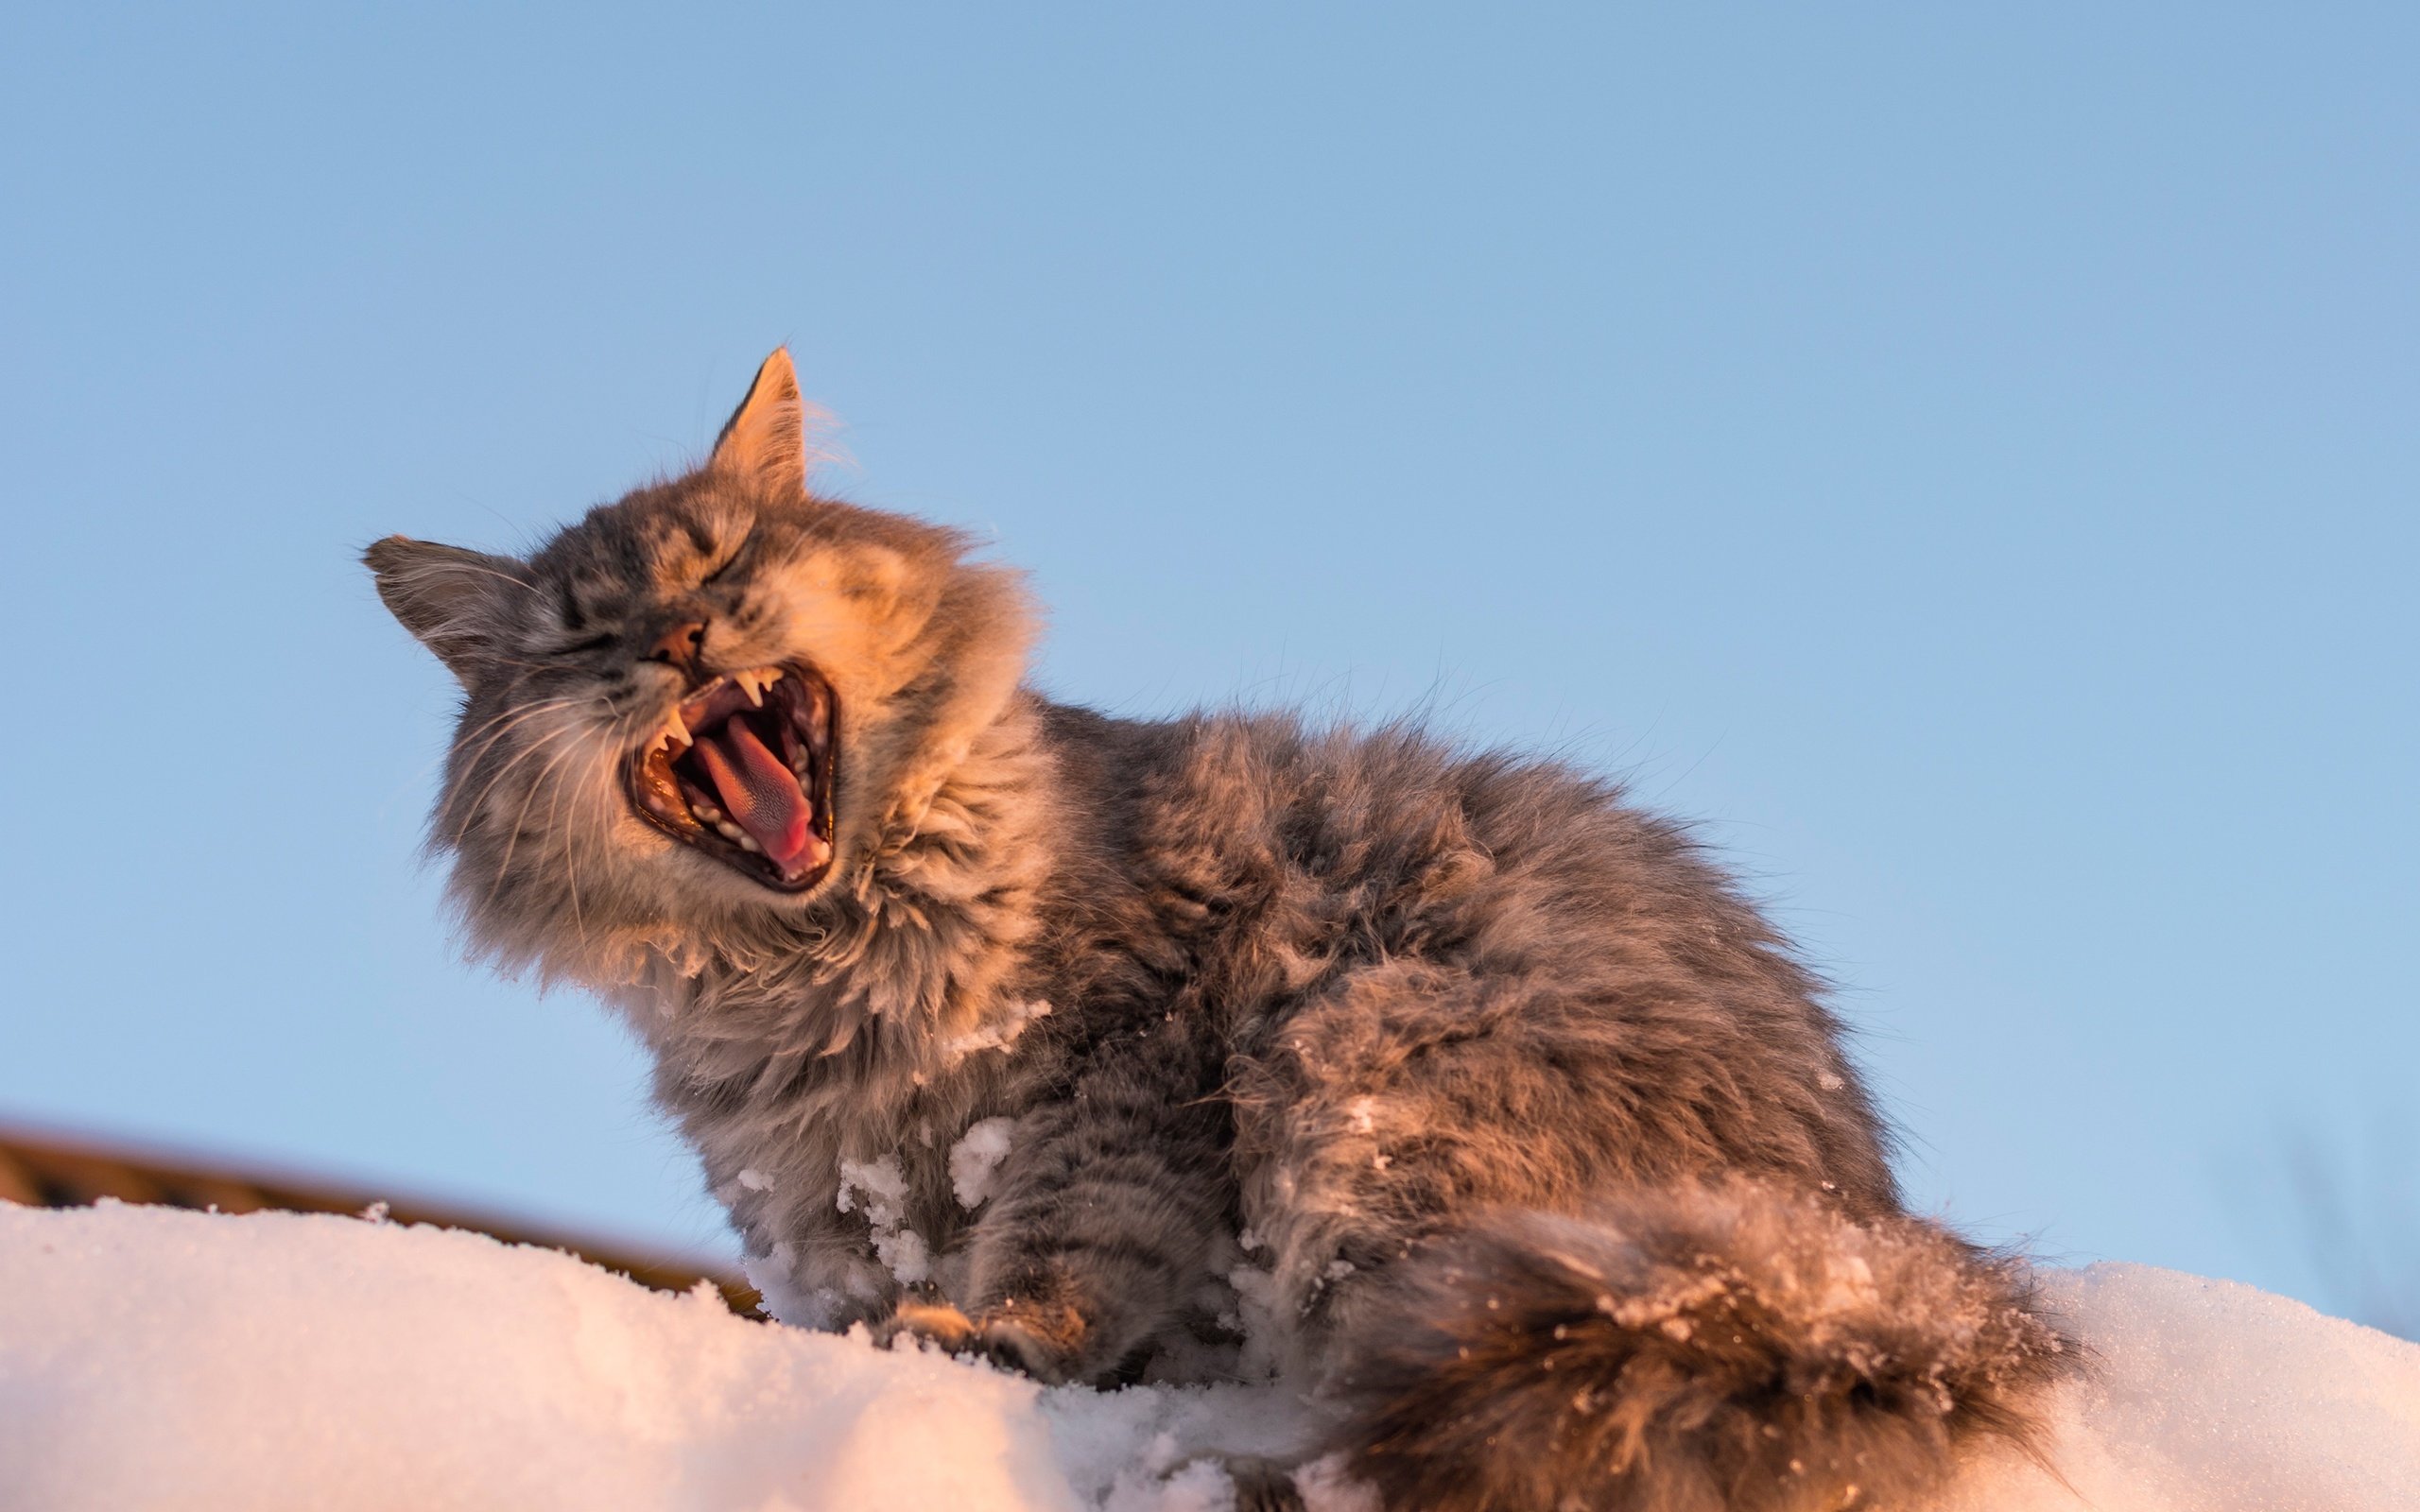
[369,352,1032,971]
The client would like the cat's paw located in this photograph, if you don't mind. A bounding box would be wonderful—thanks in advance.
[964,1308,1085,1383]
[873,1300,982,1355]
[874,1299,1087,1383]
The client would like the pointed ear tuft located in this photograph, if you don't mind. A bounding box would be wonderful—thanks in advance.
[364,535,523,683]
[709,347,807,496]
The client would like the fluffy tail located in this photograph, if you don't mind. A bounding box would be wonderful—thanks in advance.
[1329,1182,2070,1512]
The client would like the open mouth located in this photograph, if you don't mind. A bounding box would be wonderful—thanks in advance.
[625,663,838,893]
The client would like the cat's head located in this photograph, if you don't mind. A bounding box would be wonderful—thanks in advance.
[368,351,1035,976]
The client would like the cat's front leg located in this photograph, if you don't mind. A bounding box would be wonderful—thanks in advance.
[884,1022,1232,1385]
[874,1297,1090,1382]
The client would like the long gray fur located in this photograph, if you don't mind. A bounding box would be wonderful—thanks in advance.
[369,351,2068,1510]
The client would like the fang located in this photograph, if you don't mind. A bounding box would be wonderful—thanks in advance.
[736,667,784,706]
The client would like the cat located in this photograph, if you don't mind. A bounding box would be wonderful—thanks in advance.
[369,350,2067,1511]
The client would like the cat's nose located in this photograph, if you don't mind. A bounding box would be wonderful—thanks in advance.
[647,620,709,676]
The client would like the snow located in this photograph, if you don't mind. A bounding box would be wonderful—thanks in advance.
[2,1201,2415,1511]
[1934,1263,2420,1511]
[938,999,1055,1067]
[835,1156,930,1286]
[950,1118,1019,1210]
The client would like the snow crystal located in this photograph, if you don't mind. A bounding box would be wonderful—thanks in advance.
[834,1157,904,1217]
[738,1239,859,1332]
[735,1167,772,1192]
[1224,1263,1287,1383]
[941,999,1054,1064]
[1293,1453,1383,1512]
[875,1228,931,1288]
[1,1203,2416,1511]
[837,1156,930,1286]
[951,1117,1019,1210]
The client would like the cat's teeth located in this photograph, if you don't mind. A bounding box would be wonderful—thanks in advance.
[691,799,724,823]
[659,709,690,750]
[715,820,747,844]
[731,667,784,707]
[735,833,762,853]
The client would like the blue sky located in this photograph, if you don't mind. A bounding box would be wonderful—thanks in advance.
[2,6,2412,1316]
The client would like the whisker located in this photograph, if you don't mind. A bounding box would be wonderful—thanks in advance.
[446,697,586,763]
[442,732,572,851]
[480,734,589,914]
[434,703,586,818]
[383,696,582,833]
[554,743,610,951]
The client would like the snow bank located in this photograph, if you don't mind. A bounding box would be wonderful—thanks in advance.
[1935,1263,2420,1511]
[1,1202,2414,1511]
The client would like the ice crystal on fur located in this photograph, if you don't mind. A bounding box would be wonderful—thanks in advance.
[950,1118,1018,1210]
[371,350,2070,1509]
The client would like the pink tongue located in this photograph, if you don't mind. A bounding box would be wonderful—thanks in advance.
[693,720,814,873]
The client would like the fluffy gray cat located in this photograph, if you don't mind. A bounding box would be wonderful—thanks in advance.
[370,351,2066,1510]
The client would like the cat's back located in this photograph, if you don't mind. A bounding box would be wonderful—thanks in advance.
[1038,699,1899,1213]
[1045,701,1816,1001]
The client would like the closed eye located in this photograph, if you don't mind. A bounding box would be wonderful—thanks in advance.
[555,633,616,656]
[700,524,760,588]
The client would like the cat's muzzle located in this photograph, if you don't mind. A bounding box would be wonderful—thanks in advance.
[625,662,838,893]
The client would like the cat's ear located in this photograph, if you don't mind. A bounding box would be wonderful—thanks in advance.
[709,347,807,496]
[364,536,523,683]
